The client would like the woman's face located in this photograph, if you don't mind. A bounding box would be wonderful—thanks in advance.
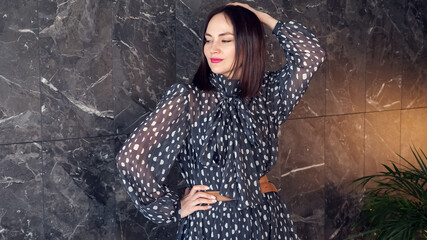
[204,13,240,79]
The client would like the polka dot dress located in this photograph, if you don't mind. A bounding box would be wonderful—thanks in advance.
[116,20,325,240]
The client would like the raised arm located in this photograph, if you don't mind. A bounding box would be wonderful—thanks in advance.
[228,2,326,125]
[116,83,190,224]
[268,20,325,124]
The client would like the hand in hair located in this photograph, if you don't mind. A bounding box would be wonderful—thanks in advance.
[227,2,278,30]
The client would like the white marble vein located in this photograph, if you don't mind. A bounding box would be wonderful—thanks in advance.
[177,18,201,41]
[64,96,114,119]
[281,163,325,177]
[17,29,36,35]
[41,77,113,119]
[41,77,59,92]
[0,176,25,188]
[0,112,24,124]
[119,40,139,57]
[87,70,111,91]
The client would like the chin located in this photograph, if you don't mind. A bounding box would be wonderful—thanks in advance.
[211,69,228,76]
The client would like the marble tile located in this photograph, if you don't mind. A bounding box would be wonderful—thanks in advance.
[402,52,427,109]
[325,0,368,115]
[401,108,427,166]
[365,5,403,112]
[113,0,176,134]
[278,118,325,174]
[401,1,427,109]
[0,143,43,239]
[280,167,324,240]
[0,0,40,144]
[325,113,364,240]
[324,187,361,240]
[402,65,427,109]
[42,137,118,239]
[270,117,325,190]
[38,0,114,140]
[272,118,325,239]
[365,111,401,176]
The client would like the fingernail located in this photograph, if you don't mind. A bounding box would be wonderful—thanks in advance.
[211,199,217,203]
[205,186,209,190]
[211,196,216,199]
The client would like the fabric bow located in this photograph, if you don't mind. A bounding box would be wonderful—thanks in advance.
[199,73,264,210]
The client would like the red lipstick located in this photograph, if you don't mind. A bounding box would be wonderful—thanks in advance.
[210,58,223,63]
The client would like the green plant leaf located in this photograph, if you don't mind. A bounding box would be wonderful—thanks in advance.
[351,146,427,240]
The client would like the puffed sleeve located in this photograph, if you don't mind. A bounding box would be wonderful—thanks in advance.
[267,20,325,125]
[116,83,190,225]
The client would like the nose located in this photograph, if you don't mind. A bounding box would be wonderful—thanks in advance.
[210,40,220,54]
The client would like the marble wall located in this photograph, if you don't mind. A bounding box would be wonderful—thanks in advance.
[0,0,425,239]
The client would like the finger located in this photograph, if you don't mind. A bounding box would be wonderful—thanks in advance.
[184,187,190,195]
[193,205,213,212]
[227,3,258,15]
[228,3,245,7]
[228,3,251,8]
[192,197,217,206]
[194,191,217,201]
[189,185,209,195]
[188,187,214,202]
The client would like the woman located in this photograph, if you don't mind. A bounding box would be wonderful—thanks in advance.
[116,2,325,239]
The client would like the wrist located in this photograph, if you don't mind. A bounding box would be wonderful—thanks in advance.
[258,12,278,30]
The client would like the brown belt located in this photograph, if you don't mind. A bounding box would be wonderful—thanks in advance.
[205,175,278,201]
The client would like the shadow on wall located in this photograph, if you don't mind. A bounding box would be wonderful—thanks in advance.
[324,184,362,239]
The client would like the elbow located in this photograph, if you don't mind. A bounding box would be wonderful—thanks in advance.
[313,48,326,68]
[320,48,326,62]
[316,45,326,64]
[320,42,326,60]
[116,146,128,171]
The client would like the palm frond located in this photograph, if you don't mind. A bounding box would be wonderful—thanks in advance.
[349,145,427,240]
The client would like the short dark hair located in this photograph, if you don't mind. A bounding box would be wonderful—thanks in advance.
[192,5,266,99]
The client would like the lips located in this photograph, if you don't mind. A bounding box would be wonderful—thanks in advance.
[210,58,223,63]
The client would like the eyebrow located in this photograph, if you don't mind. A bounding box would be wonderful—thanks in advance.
[205,32,234,37]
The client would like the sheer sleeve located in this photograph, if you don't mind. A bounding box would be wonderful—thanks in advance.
[116,83,190,225]
[267,20,326,125]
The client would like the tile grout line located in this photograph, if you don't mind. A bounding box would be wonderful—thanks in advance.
[323,34,328,238]
[111,0,116,137]
[399,40,404,165]
[0,133,129,147]
[35,0,46,238]
[110,2,121,239]
[363,26,367,178]
[287,105,427,122]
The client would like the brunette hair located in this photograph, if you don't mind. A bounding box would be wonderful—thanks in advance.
[192,5,266,99]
